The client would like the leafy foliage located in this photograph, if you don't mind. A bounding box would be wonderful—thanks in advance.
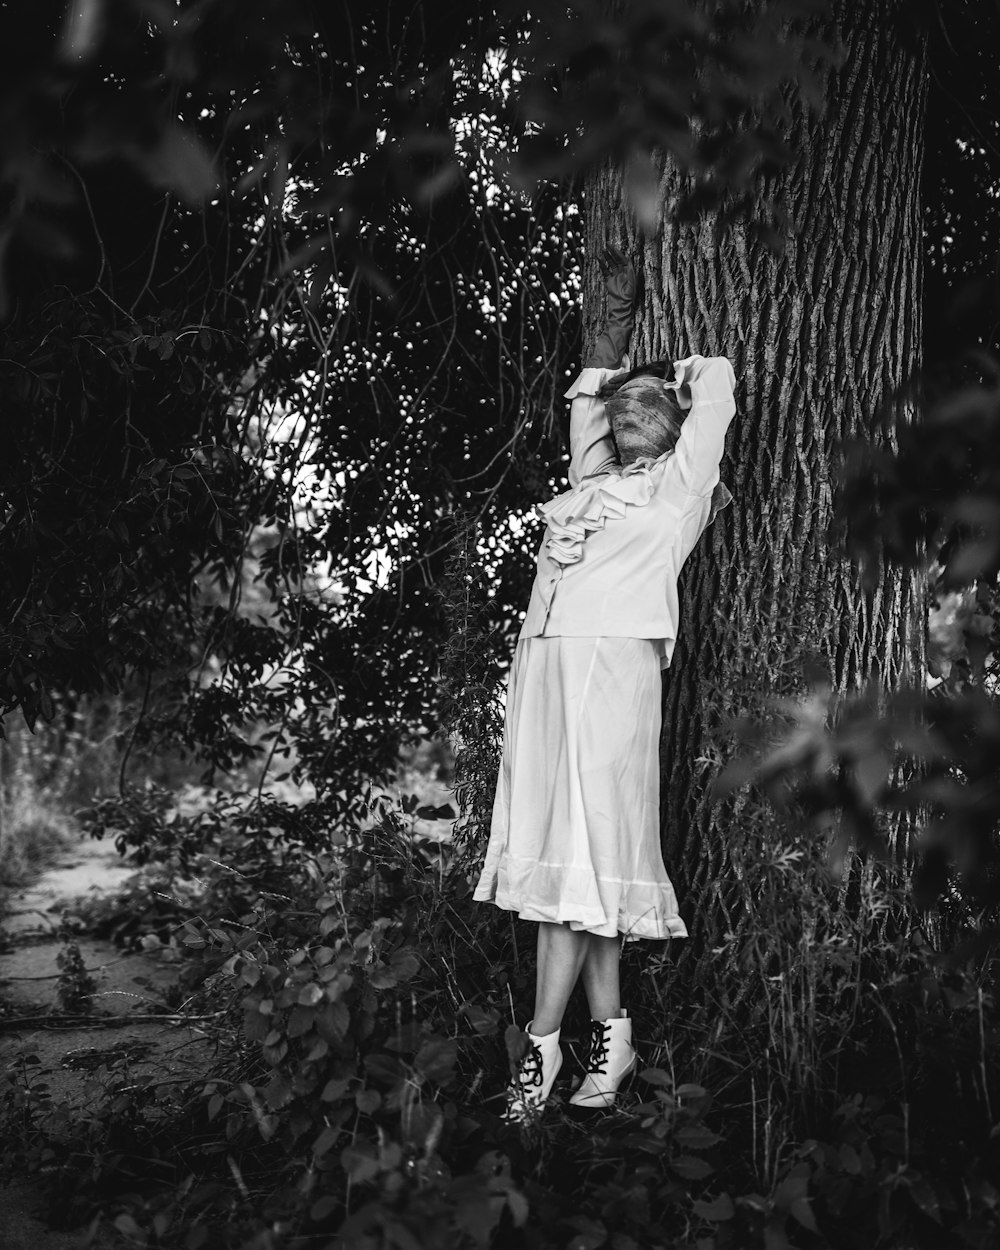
[3,781,998,1250]
[0,0,866,809]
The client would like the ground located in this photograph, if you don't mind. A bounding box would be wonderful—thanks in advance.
[0,833,213,1249]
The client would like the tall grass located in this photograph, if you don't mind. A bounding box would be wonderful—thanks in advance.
[0,694,126,889]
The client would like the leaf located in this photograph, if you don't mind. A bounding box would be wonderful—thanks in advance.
[326,994,354,1032]
[243,1011,270,1043]
[389,949,421,981]
[564,1215,608,1250]
[37,685,55,723]
[505,1023,529,1067]
[320,1076,351,1103]
[415,1036,458,1084]
[506,1189,529,1228]
[774,1169,809,1208]
[460,1003,500,1035]
[261,1039,288,1066]
[312,1125,340,1157]
[287,1005,315,1038]
[412,160,462,206]
[838,1143,862,1174]
[138,127,218,204]
[355,1088,381,1114]
[789,1196,818,1233]
[671,1154,714,1179]
[676,1122,722,1149]
[853,747,889,806]
[310,1194,339,1221]
[604,1230,643,1250]
[263,1073,293,1110]
[341,1143,380,1185]
[567,1233,606,1250]
[639,1067,673,1087]
[369,964,397,989]
[692,1193,735,1222]
[364,1052,407,1084]
[905,1173,942,1223]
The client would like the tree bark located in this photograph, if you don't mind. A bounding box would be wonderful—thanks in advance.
[584,0,928,953]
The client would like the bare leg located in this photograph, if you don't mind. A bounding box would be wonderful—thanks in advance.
[531,922,591,1035]
[579,932,622,1019]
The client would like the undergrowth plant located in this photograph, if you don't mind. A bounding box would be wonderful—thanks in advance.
[4,506,998,1250]
[54,933,98,1015]
[2,776,998,1250]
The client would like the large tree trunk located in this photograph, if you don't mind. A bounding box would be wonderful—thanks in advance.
[584,1,928,954]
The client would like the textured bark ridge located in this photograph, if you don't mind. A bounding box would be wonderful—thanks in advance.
[584,1,928,950]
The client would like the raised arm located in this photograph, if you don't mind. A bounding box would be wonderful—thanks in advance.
[667,355,737,496]
[566,370,621,487]
[566,246,637,488]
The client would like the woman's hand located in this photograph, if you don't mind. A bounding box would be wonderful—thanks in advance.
[584,243,638,370]
[597,245,636,307]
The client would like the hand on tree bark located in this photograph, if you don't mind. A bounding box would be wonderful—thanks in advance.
[598,244,636,305]
[585,244,638,370]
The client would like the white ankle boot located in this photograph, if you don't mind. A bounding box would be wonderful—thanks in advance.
[568,1008,638,1109]
[501,1019,563,1122]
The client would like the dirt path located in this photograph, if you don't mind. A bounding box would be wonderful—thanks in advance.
[0,833,214,1249]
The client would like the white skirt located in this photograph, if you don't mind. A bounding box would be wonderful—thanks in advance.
[471,635,689,943]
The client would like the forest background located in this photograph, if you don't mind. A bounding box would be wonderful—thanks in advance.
[1,1,1000,1248]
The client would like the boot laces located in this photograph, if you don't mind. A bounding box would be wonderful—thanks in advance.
[516,1041,545,1089]
[584,1019,612,1073]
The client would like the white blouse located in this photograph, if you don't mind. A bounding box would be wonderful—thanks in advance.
[517,355,737,670]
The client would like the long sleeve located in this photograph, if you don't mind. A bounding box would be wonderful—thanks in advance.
[584,274,635,370]
[668,355,737,496]
[564,366,625,488]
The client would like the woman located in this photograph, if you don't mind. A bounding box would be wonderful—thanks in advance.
[472,244,737,1123]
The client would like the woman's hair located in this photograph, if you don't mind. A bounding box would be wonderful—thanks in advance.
[597,360,685,463]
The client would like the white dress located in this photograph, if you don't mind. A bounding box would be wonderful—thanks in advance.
[471,633,688,943]
[472,355,736,943]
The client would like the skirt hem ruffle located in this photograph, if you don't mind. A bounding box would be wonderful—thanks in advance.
[472,883,689,944]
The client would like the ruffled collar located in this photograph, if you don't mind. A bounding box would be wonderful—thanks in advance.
[538,454,732,567]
